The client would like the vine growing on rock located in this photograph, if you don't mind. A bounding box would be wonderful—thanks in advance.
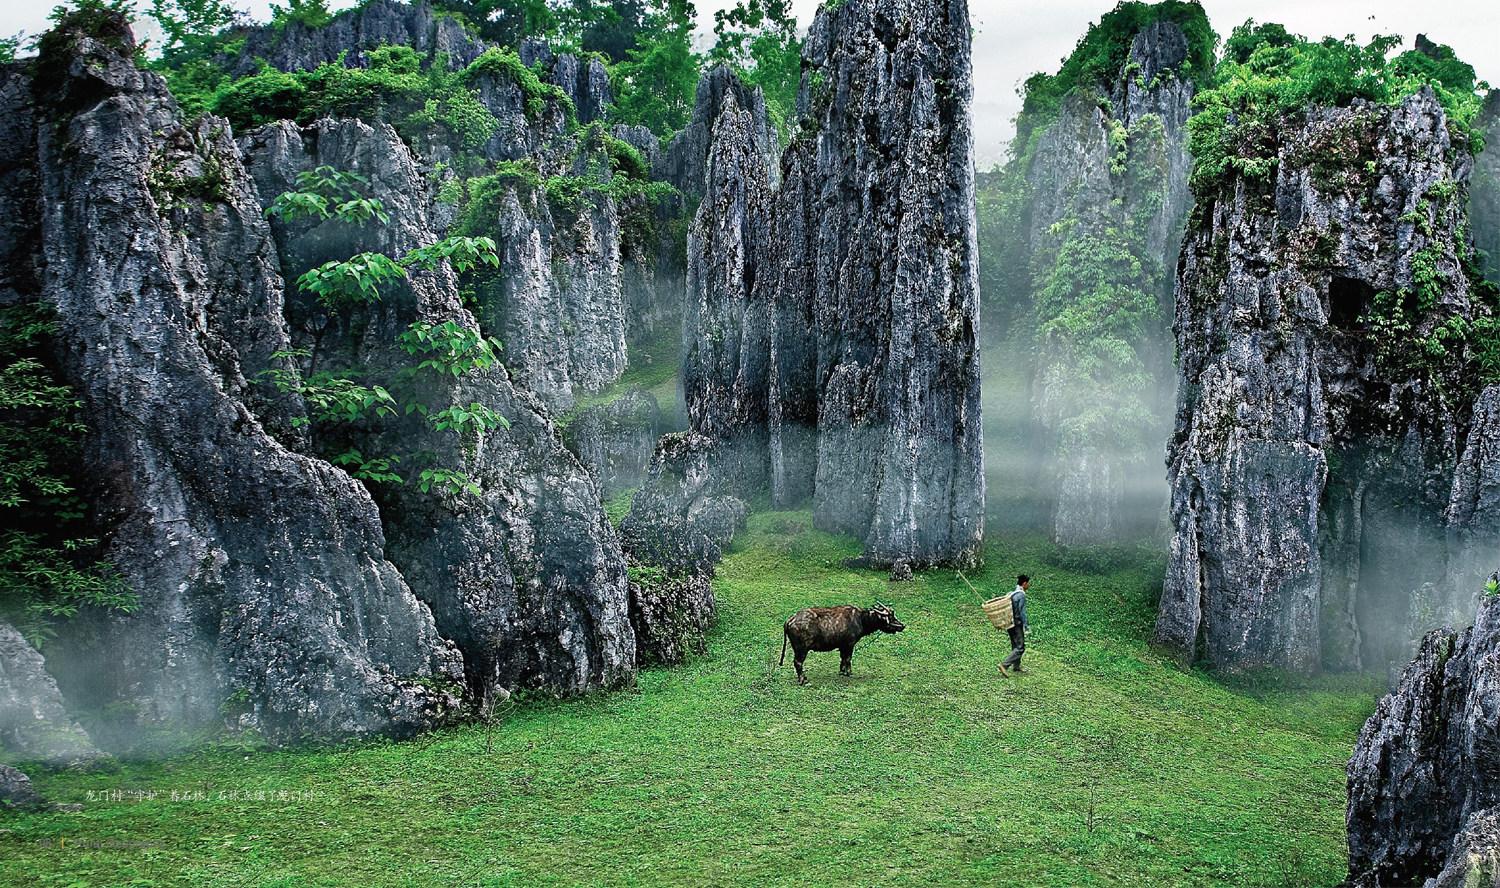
[260,166,508,498]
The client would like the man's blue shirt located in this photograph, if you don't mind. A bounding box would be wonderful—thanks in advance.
[1011,586,1027,630]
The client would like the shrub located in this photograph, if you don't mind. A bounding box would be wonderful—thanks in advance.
[0,304,135,645]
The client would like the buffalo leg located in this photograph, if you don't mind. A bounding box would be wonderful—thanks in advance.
[839,644,853,676]
[793,648,809,685]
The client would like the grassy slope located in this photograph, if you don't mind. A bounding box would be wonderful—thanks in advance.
[1,513,1378,887]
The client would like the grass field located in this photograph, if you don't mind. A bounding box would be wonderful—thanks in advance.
[0,512,1380,887]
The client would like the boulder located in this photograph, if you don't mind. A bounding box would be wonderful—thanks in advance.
[0,763,42,811]
[0,622,104,767]
[619,433,746,664]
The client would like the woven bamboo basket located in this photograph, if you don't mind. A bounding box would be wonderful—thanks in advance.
[982,594,1014,631]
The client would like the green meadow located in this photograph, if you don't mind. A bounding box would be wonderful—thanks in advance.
[1,512,1379,887]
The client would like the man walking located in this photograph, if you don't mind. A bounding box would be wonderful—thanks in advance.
[998,574,1029,677]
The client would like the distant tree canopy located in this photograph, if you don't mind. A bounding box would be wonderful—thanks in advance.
[609,0,701,137]
[18,0,804,144]
[1188,23,1488,193]
[709,0,801,139]
[1013,0,1217,151]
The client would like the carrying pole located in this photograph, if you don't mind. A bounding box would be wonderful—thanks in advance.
[957,570,984,604]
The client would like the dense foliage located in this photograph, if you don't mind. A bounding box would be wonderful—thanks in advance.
[260,166,508,498]
[1014,1,1216,149]
[17,0,720,144]
[0,305,135,646]
[1187,24,1487,193]
[610,0,700,137]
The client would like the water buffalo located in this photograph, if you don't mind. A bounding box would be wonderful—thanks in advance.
[779,603,905,684]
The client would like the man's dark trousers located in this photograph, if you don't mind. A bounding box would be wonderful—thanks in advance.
[1002,625,1024,670]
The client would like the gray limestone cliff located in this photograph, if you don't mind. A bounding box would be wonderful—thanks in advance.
[241,117,635,703]
[1469,92,1500,284]
[682,92,773,486]
[223,0,611,127]
[680,0,985,568]
[1156,89,1497,673]
[659,64,778,200]
[0,9,654,750]
[986,15,1200,548]
[1346,589,1500,887]
[4,16,465,749]
[226,0,486,75]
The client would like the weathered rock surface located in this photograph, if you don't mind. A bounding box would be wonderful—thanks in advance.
[679,0,984,567]
[682,92,773,485]
[548,52,612,125]
[1449,386,1500,601]
[788,0,985,567]
[1157,89,1492,672]
[619,433,746,664]
[659,65,777,199]
[999,16,1197,548]
[1425,808,1500,888]
[11,15,465,748]
[565,388,663,499]
[241,116,635,702]
[0,763,42,811]
[1469,90,1500,284]
[226,0,486,76]
[0,622,103,766]
[225,0,611,144]
[1346,591,1500,887]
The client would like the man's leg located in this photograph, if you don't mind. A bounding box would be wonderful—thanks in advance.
[1001,626,1025,670]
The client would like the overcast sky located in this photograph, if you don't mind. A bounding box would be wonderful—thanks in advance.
[3,0,1495,167]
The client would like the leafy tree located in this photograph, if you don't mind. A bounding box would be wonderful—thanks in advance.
[710,0,801,140]
[269,0,333,31]
[430,0,557,46]
[0,304,135,646]
[146,0,239,53]
[567,0,646,62]
[0,33,25,62]
[260,168,508,498]
[209,46,510,151]
[612,0,700,138]
[1188,26,1487,194]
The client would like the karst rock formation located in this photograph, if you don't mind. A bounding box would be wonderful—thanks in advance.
[1156,88,1499,673]
[680,0,985,568]
[1346,587,1500,887]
